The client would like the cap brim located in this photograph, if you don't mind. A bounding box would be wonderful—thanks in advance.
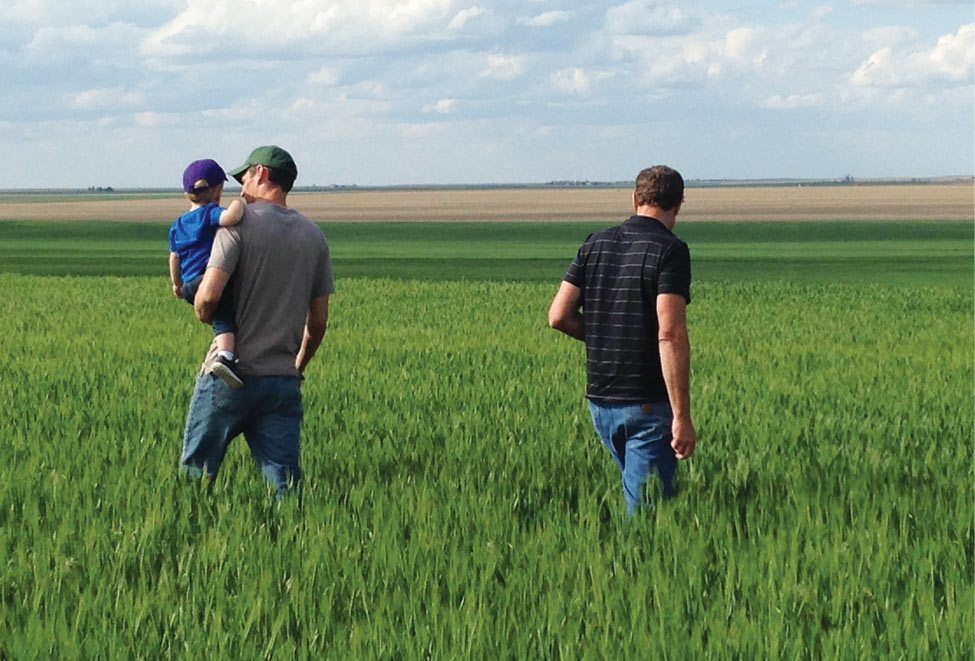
[227,163,251,184]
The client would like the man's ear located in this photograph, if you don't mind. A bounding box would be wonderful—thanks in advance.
[632,190,638,212]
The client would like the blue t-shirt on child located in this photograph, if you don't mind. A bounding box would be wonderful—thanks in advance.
[168,203,224,283]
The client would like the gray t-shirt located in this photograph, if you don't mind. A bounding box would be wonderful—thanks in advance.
[201,201,334,377]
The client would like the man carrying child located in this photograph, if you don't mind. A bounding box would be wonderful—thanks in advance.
[179,146,334,497]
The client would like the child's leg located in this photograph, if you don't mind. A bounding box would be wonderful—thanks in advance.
[181,275,202,306]
[210,287,236,361]
[209,298,242,388]
[208,281,241,389]
[210,330,242,388]
[214,331,236,356]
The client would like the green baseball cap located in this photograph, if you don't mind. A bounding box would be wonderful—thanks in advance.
[227,145,298,184]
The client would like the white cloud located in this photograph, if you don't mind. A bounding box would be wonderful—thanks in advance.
[26,21,143,60]
[861,25,920,49]
[289,98,317,113]
[134,111,179,127]
[807,5,832,22]
[202,100,263,122]
[605,8,778,84]
[920,23,974,80]
[0,0,48,22]
[722,27,768,67]
[401,121,447,138]
[71,87,144,110]
[423,98,455,113]
[1,0,180,27]
[852,23,974,87]
[383,0,453,32]
[142,0,454,57]
[606,7,855,90]
[551,68,590,94]
[448,6,487,30]
[764,93,824,108]
[679,40,710,71]
[520,11,572,28]
[605,1,697,37]
[357,80,387,97]
[307,67,339,86]
[480,53,525,80]
[849,0,966,6]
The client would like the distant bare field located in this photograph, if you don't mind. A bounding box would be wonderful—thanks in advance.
[0,184,971,222]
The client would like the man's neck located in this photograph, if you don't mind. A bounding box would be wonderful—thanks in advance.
[634,204,678,230]
[253,192,287,207]
[245,183,288,207]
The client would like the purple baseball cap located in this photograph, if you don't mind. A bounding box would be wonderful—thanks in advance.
[182,159,227,193]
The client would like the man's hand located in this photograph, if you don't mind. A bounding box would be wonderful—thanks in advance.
[172,283,183,299]
[671,415,696,460]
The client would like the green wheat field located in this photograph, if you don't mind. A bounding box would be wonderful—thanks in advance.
[0,217,972,658]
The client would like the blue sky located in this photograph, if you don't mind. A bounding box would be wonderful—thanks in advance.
[1,0,972,188]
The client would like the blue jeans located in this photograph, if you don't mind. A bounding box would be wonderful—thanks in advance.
[181,373,303,495]
[588,400,677,515]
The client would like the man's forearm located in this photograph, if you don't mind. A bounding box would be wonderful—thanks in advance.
[548,281,585,341]
[296,296,329,373]
[193,267,230,323]
[657,293,696,459]
[659,329,691,419]
[295,326,326,372]
[552,311,585,341]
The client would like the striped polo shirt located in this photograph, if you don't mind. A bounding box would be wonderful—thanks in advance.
[564,215,691,403]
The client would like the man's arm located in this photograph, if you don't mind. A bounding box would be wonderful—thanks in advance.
[295,295,329,373]
[169,252,183,298]
[193,266,231,323]
[657,293,696,459]
[548,281,584,341]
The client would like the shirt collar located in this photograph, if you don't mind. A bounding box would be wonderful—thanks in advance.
[623,215,672,233]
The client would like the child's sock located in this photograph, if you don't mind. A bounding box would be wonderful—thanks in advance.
[217,350,235,362]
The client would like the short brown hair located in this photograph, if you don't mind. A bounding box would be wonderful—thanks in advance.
[184,183,222,204]
[248,164,295,194]
[634,166,684,211]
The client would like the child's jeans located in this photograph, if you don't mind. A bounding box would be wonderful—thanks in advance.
[181,275,236,337]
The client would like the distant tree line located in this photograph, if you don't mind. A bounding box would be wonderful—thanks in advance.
[546,180,618,187]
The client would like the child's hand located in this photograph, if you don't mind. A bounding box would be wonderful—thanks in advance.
[173,283,183,299]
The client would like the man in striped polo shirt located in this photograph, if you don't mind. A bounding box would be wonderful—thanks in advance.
[548,165,696,515]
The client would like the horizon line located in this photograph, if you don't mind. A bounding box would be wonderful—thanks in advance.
[1,174,972,195]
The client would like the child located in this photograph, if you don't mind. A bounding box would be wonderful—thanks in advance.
[168,158,246,388]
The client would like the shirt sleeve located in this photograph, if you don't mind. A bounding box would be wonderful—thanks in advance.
[206,204,224,228]
[563,235,593,287]
[312,237,336,298]
[208,225,241,275]
[168,224,177,252]
[657,241,691,304]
